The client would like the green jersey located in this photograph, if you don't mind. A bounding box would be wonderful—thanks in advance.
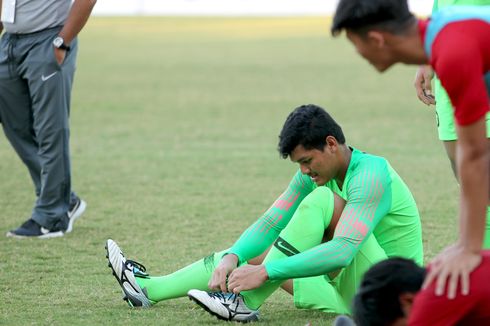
[229,148,423,280]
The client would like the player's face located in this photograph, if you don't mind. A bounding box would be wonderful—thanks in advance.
[290,143,339,186]
[346,30,394,72]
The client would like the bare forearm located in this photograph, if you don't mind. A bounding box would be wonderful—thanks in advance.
[456,118,489,252]
[59,0,97,44]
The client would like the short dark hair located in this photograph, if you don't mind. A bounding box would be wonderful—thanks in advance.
[331,0,415,36]
[353,258,426,326]
[278,104,345,159]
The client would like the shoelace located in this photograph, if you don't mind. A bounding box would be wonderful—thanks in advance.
[209,292,239,304]
[126,259,147,273]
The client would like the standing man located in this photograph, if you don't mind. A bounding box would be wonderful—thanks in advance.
[332,0,489,299]
[413,0,490,248]
[0,0,96,238]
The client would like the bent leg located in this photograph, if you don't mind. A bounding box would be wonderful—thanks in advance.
[241,187,338,310]
[293,234,386,314]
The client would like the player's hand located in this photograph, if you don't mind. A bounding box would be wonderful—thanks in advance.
[414,65,435,105]
[423,243,481,299]
[208,253,238,292]
[227,264,269,294]
[54,47,66,65]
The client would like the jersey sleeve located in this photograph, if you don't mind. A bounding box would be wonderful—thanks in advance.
[431,24,490,126]
[264,158,393,280]
[227,170,314,263]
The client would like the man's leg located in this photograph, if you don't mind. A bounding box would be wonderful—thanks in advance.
[240,187,337,310]
[135,249,232,302]
[435,77,490,249]
[21,31,78,230]
[290,235,386,314]
[0,35,43,202]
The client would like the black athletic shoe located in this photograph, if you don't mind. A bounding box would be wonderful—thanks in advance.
[6,219,64,239]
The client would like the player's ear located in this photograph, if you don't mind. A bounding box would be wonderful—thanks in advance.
[366,30,385,48]
[399,292,416,317]
[325,136,338,152]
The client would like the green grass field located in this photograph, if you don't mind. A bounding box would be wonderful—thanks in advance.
[0,17,459,325]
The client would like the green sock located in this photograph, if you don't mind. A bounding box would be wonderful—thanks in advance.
[135,248,229,302]
[484,206,490,249]
[241,187,335,310]
[240,248,286,310]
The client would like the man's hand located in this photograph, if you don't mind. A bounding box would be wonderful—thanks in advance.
[227,264,269,294]
[414,65,436,105]
[208,254,239,292]
[423,243,481,299]
[54,47,66,65]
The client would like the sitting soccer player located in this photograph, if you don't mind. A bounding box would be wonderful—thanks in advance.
[106,104,423,322]
[351,254,490,325]
[331,0,489,298]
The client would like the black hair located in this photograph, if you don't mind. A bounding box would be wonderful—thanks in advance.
[331,0,415,36]
[353,258,426,326]
[278,104,345,159]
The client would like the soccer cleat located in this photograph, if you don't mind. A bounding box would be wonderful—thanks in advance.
[188,289,259,323]
[6,219,64,239]
[65,197,87,233]
[105,239,153,308]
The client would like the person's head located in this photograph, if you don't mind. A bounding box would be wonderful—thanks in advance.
[331,0,417,72]
[278,104,346,186]
[353,258,426,326]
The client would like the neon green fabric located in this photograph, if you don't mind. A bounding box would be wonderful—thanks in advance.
[434,0,490,11]
[240,186,387,312]
[228,171,314,263]
[485,206,490,249]
[432,0,490,250]
[432,0,490,141]
[135,249,229,302]
[241,186,335,310]
[263,149,423,280]
[293,235,387,313]
[434,74,490,141]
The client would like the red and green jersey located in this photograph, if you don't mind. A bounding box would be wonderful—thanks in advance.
[420,6,490,125]
[228,148,423,280]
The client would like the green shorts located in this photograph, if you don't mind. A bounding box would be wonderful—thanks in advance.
[292,234,387,314]
[434,76,490,141]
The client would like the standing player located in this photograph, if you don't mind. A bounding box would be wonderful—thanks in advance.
[413,0,490,249]
[332,0,489,298]
[106,104,423,321]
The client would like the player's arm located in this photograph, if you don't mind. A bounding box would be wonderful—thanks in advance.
[58,0,97,44]
[53,0,96,64]
[227,170,314,264]
[209,170,314,291]
[424,33,488,298]
[264,159,392,280]
[414,65,435,105]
